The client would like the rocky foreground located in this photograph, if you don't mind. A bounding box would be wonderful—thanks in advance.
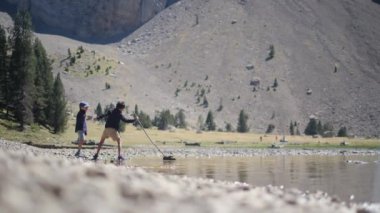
[0,140,379,213]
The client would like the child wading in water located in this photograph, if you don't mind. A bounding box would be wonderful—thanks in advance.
[75,101,89,157]
[92,101,137,161]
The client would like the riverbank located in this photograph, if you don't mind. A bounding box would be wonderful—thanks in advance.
[1,118,379,150]
[0,140,380,213]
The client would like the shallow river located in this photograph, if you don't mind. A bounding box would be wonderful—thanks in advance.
[129,154,380,203]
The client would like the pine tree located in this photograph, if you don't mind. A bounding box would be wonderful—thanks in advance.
[225,123,233,132]
[0,26,8,109]
[133,104,139,127]
[304,117,318,135]
[95,103,103,117]
[203,96,209,108]
[266,124,275,133]
[175,109,186,128]
[134,104,139,115]
[9,11,35,128]
[138,110,152,128]
[50,73,67,133]
[266,45,275,61]
[33,38,53,125]
[337,127,348,137]
[273,78,278,88]
[205,110,216,131]
[98,103,114,122]
[317,120,323,135]
[197,115,204,131]
[237,110,249,133]
[323,122,334,133]
[157,110,174,130]
[104,103,115,113]
[289,121,294,135]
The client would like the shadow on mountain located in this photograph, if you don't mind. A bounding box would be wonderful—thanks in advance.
[0,0,182,44]
[0,2,132,44]
[166,0,179,7]
[373,0,380,4]
[33,21,134,44]
[0,1,17,16]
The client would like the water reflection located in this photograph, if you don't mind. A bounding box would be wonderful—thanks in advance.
[206,165,215,179]
[129,154,380,203]
[238,162,248,183]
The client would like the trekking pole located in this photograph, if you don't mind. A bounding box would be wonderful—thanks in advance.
[135,118,176,161]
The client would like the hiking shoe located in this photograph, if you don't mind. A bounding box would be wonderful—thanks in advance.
[117,155,125,161]
[74,150,81,157]
[91,154,98,161]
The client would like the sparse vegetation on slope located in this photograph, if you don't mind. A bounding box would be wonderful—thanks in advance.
[61,46,118,78]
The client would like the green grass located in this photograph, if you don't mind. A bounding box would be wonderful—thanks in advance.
[0,117,379,149]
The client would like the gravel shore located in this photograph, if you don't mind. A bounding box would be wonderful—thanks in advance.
[0,139,379,213]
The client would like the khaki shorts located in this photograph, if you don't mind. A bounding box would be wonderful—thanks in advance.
[101,128,120,141]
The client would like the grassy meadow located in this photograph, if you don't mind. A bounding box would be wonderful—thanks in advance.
[0,116,379,149]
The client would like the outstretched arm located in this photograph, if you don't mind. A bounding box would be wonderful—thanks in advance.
[96,111,111,120]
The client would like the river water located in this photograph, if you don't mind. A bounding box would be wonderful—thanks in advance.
[129,154,380,203]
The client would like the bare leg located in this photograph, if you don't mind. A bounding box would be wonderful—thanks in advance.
[78,139,84,150]
[117,139,122,157]
[95,137,106,156]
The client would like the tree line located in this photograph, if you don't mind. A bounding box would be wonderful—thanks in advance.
[302,117,348,137]
[94,103,251,133]
[0,11,67,133]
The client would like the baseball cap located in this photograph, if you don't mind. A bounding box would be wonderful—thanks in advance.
[79,101,90,108]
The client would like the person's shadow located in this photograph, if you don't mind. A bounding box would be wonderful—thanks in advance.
[373,0,380,4]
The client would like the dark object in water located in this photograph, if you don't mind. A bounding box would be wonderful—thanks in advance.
[163,155,176,161]
[136,118,176,161]
[184,141,201,146]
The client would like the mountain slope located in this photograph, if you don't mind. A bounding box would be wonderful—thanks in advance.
[116,0,380,136]
[1,0,379,136]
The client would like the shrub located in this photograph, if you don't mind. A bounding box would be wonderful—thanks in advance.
[175,109,187,128]
[105,82,111,90]
[266,124,275,133]
[289,121,294,135]
[205,111,216,131]
[304,118,318,135]
[337,126,348,137]
[265,44,275,61]
[70,56,76,65]
[95,103,103,118]
[217,104,223,112]
[197,115,204,131]
[78,46,84,54]
[225,123,233,132]
[155,110,175,130]
[200,88,205,97]
[237,110,249,133]
[273,78,278,88]
[175,88,181,97]
[203,96,209,108]
[138,111,152,128]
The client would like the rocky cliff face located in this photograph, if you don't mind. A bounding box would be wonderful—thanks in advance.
[4,0,171,41]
